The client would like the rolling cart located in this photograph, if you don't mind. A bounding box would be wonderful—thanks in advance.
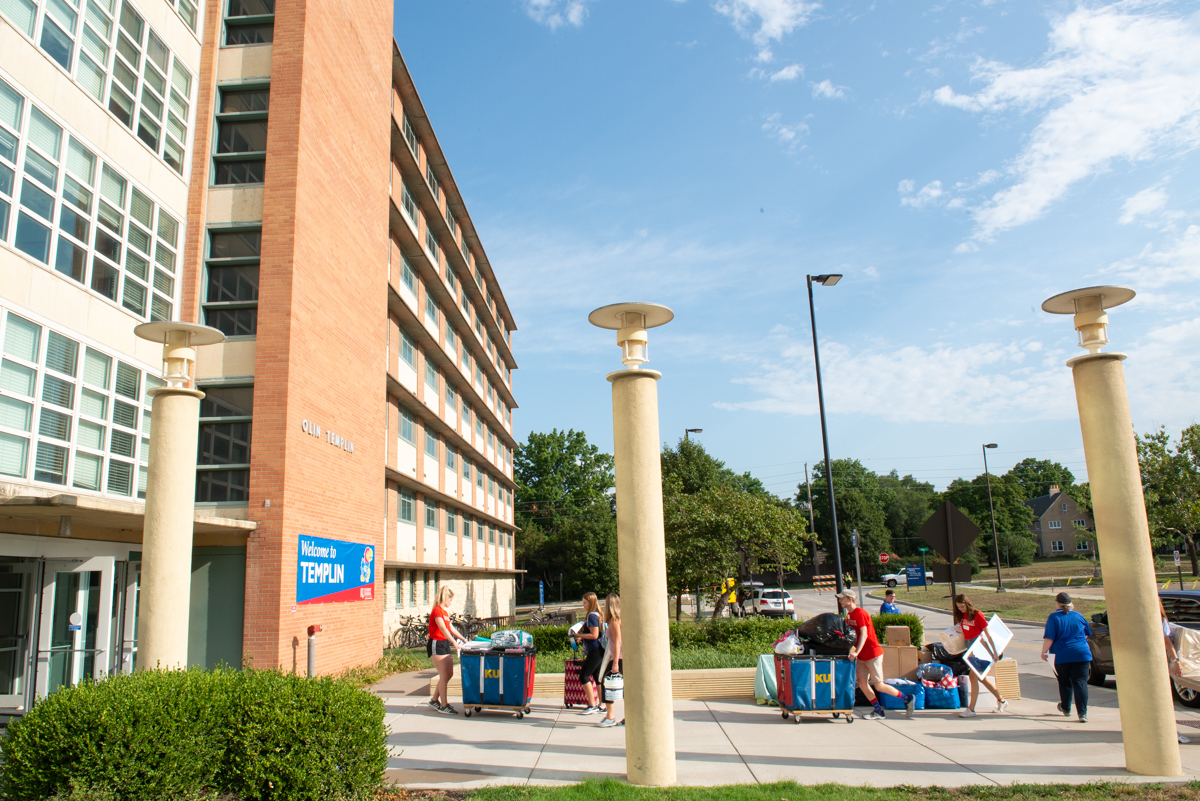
[774,653,856,723]
[461,650,537,719]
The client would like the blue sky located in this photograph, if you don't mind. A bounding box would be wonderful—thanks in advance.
[394,0,1200,498]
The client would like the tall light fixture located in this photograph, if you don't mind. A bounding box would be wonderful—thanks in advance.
[684,428,702,440]
[806,273,843,611]
[982,443,1004,593]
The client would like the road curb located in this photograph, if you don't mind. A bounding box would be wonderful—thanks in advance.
[864,591,1044,627]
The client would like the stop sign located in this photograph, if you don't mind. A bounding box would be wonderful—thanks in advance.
[879,552,889,564]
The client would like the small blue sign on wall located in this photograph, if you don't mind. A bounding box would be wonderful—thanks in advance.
[297,534,375,604]
[905,564,927,587]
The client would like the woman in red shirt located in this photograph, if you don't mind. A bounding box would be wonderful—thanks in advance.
[955,594,1008,717]
[428,586,468,714]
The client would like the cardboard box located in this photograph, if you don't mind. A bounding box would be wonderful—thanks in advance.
[881,645,919,680]
[886,625,911,646]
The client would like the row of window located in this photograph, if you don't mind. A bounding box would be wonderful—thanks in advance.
[0,308,159,496]
[1,0,194,173]
[393,568,438,608]
[399,403,513,505]
[397,486,512,546]
[223,0,273,46]
[0,76,181,323]
[1035,519,1088,531]
[1049,541,1092,552]
[398,111,512,348]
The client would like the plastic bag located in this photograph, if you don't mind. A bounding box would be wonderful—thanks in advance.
[490,629,533,649]
[568,621,583,651]
[774,634,804,655]
[916,662,952,682]
[928,644,971,676]
[796,612,853,646]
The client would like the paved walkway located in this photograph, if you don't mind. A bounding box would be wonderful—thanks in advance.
[377,671,1200,788]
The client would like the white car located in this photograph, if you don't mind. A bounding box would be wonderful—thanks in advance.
[750,588,795,617]
[880,570,934,588]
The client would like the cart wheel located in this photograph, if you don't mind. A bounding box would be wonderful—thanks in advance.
[464,708,472,718]
[475,707,482,713]
[846,714,855,724]
[793,714,802,724]
[781,710,789,719]
[524,706,532,714]
[517,711,524,720]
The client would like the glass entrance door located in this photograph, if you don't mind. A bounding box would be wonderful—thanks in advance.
[35,557,115,698]
[0,561,38,710]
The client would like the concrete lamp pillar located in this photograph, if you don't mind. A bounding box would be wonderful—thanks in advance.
[1042,286,1181,777]
[133,322,225,670]
[589,302,677,787]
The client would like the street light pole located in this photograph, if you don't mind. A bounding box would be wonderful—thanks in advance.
[807,273,844,612]
[983,443,1005,593]
[685,428,702,441]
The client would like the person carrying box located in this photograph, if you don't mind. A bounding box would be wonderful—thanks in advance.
[838,589,915,720]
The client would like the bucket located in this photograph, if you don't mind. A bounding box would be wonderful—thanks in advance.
[603,673,623,702]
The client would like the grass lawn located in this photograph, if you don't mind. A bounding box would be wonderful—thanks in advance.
[997,557,1100,579]
[870,589,1106,623]
[381,779,1200,800]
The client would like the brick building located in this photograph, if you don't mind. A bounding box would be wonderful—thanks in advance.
[1025,485,1094,557]
[0,0,517,715]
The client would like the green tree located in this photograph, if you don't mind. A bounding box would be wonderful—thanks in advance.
[877,471,937,554]
[1138,425,1200,575]
[941,474,1036,567]
[1005,457,1078,501]
[660,437,771,496]
[797,459,894,580]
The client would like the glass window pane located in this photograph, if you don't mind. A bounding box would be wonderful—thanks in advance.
[0,360,35,397]
[0,432,29,477]
[41,375,74,409]
[77,419,104,449]
[136,115,159,150]
[219,88,268,113]
[39,408,71,441]
[154,244,174,274]
[34,441,68,484]
[20,181,54,220]
[195,468,248,502]
[163,138,183,174]
[118,1,142,40]
[122,278,146,315]
[28,108,63,160]
[80,387,107,418]
[113,399,136,428]
[45,331,79,376]
[170,62,191,96]
[146,30,168,72]
[150,295,171,322]
[214,160,264,185]
[97,200,123,235]
[3,314,41,361]
[108,86,134,127]
[106,458,132,495]
[73,451,101,490]
[114,362,139,400]
[225,22,272,45]
[0,0,37,35]
[83,349,110,388]
[66,138,96,184]
[0,396,32,431]
[227,0,274,16]
[209,230,260,258]
[130,188,152,228]
[127,223,150,255]
[157,210,177,246]
[24,150,58,191]
[39,19,74,70]
[0,78,24,131]
[100,164,126,207]
[94,227,121,264]
[54,237,87,283]
[84,3,111,39]
[198,421,251,464]
[16,213,52,262]
[205,264,258,302]
[63,177,92,213]
[217,120,267,153]
[109,428,134,457]
[91,257,119,300]
[199,385,252,417]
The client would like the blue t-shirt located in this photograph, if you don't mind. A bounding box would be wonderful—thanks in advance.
[880,602,901,615]
[583,612,602,652]
[1043,609,1092,663]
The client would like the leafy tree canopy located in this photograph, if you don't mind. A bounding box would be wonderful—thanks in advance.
[661,437,771,497]
[1138,424,1200,572]
[1005,458,1076,501]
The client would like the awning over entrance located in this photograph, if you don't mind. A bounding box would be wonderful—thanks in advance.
[0,493,256,543]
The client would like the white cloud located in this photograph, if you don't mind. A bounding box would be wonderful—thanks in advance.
[1112,224,1200,289]
[714,0,821,61]
[523,0,594,29]
[762,112,809,151]
[931,4,1200,242]
[1119,185,1170,224]
[770,64,803,81]
[1126,316,1200,425]
[810,79,845,99]
[714,330,1077,424]
[897,179,915,194]
[900,180,944,208]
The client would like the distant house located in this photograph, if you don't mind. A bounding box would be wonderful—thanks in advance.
[1024,485,1095,557]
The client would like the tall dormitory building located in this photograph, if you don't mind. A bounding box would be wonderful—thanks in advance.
[0,0,519,714]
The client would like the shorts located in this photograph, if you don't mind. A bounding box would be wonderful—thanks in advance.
[581,647,605,686]
[427,638,454,657]
[856,655,884,685]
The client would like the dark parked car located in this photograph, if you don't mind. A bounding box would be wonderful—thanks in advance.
[1087,590,1200,707]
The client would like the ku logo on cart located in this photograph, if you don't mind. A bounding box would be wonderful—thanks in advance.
[296,534,375,604]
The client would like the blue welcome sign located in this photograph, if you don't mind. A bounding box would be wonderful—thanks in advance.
[905,564,927,587]
[297,534,375,604]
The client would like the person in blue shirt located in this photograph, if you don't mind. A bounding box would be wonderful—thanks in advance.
[879,590,901,615]
[1041,592,1093,722]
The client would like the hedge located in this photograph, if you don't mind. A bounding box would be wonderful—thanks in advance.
[1,668,388,801]
[872,612,924,648]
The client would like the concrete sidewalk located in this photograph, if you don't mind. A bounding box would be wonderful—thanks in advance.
[379,673,1200,788]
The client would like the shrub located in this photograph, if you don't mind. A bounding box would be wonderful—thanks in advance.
[1,668,387,801]
[872,612,924,647]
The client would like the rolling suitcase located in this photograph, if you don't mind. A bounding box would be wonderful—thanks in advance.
[564,658,589,708]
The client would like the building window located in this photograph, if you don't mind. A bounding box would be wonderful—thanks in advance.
[196,384,252,502]
[1076,541,1089,551]
[475,517,483,541]
[400,330,415,367]
[408,569,415,605]
[488,525,494,545]
[399,488,415,523]
[425,295,438,327]
[204,230,259,337]
[224,0,273,45]
[422,570,429,603]
[445,210,457,239]
[399,408,414,444]
[1073,519,1086,528]
[425,165,439,200]
[446,267,457,294]
[425,502,437,530]
[394,570,403,607]
[214,86,268,185]
[0,310,155,495]
[446,445,456,472]
[476,468,483,492]
[402,113,418,156]
[461,240,471,267]
[424,228,439,263]
[400,181,416,223]
[424,429,438,460]
[1033,521,1041,530]
[1048,520,1062,529]
[447,511,456,536]
[0,81,180,320]
[446,326,457,356]
[445,381,457,413]
[401,254,416,293]
[462,456,470,481]
[1051,541,1065,552]
[434,570,440,599]
[1061,502,1068,512]
[424,362,437,393]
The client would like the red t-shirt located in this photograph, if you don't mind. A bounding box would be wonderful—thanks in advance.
[848,607,882,661]
[428,605,448,640]
[961,610,987,641]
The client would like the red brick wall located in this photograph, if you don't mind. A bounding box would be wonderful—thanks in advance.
[242,0,393,674]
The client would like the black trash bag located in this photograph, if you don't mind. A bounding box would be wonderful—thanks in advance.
[928,644,970,676]
[805,639,854,655]
[797,612,854,647]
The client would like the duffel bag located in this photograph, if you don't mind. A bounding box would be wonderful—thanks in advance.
[924,686,961,709]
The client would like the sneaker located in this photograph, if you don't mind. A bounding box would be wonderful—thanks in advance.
[427,697,442,711]
[578,705,600,715]
[436,704,459,715]
[1078,712,1088,723]
[862,711,886,720]
[995,700,1009,714]
[904,695,915,719]
[1057,703,1070,717]
[958,709,977,718]
[598,717,618,727]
